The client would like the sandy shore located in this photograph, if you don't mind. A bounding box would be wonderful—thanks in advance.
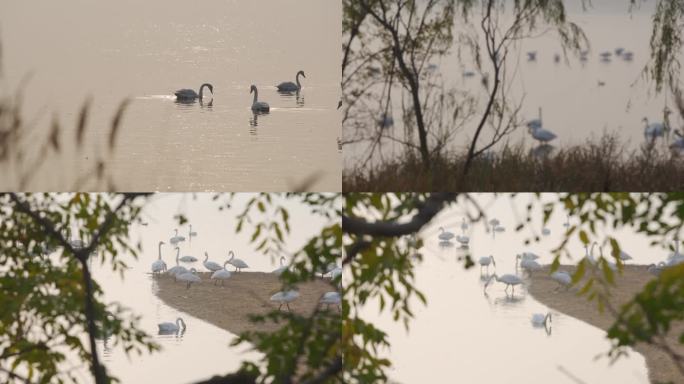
[154,271,338,335]
[528,265,684,383]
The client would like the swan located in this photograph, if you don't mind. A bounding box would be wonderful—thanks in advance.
[272,256,289,275]
[276,70,306,92]
[329,266,342,280]
[516,253,539,268]
[615,47,625,56]
[211,261,232,286]
[619,251,633,262]
[202,252,223,272]
[488,218,500,228]
[170,229,185,245]
[531,313,552,327]
[226,250,249,272]
[484,273,523,294]
[526,51,537,61]
[270,289,300,311]
[167,247,189,278]
[175,83,213,101]
[478,255,496,274]
[158,317,186,333]
[456,235,470,245]
[176,268,201,289]
[438,227,455,241]
[179,254,197,262]
[529,125,557,144]
[320,291,341,310]
[493,225,505,233]
[250,85,270,112]
[519,258,542,272]
[622,51,634,61]
[643,113,671,141]
[526,108,543,130]
[151,241,167,275]
[551,271,572,289]
[647,262,666,276]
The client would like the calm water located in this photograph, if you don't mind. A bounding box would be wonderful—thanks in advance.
[345,1,680,168]
[0,0,341,191]
[79,194,333,383]
[365,194,664,383]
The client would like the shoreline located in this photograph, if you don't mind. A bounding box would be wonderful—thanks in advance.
[154,271,338,335]
[527,265,684,384]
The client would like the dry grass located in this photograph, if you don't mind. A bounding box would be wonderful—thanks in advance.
[528,265,684,384]
[344,135,684,191]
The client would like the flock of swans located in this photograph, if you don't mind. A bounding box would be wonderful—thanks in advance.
[173,70,306,113]
[430,214,684,331]
[151,225,341,336]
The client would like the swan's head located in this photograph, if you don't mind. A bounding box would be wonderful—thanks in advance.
[175,247,179,251]
[159,241,165,245]
[297,70,306,78]
[250,84,257,94]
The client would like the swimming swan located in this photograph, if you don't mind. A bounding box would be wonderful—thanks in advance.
[276,70,306,92]
[158,317,186,333]
[250,85,270,112]
[175,83,213,101]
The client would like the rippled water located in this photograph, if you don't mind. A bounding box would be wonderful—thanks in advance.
[78,194,332,383]
[345,1,680,167]
[365,195,659,383]
[0,0,341,191]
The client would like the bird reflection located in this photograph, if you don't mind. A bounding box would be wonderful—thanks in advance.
[530,144,555,159]
[200,99,213,109]
[296,92,305,107]
[438,240,454,249]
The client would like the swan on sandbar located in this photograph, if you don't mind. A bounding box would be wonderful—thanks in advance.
[276,70,306,92]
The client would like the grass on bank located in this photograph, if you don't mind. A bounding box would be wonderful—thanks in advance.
[344,135,684,191]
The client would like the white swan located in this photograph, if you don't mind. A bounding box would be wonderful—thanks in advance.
[276,70,306,92]
[272,256,289,275]
[320,291,341,310]
[531,312,552,327]
[250,85,270,112]
[647,262,666,276]
[167,247,189,278]
[643,113,671,141]
[516,253,539,268]
[203,252,223,272]
[211,261,232,286]
[456,234,470,245]
[519,258,542,272]
[151,241,167,275]
[174,83,213,101]
[529,125,557,144]
[179,253,197,262]
[270,289,300,311]
[176,268,201,289]
[438,227,455,241]
[551,271,572,289]
[158,317,186,333]
[170,229,185,245]
[478,255,496,274]
[227,250,249,272]
[484,273,523,294]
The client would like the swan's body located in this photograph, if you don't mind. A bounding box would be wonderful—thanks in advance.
[179,255,197,262]
[622,51,634,61]
[170,229,185,245]
[530,125,557,144]
[484,273,523,294]
[438,227,455,241]
[551,271,572,289]
[151,241,167,275]
[176,268,201,289]
[272,256,289,275]
[227,250,249,272]
[643,116,670,141]
[158,317,186,333]
[478,255,496,273]
[456,235,470,245]
[320,291,341,310]
[276,70,305,92]
[270,289,300,311]
[531,313,552,327]
[519,258,542,272]
[489,218,500,227]
[175,83,213,101]
[167,247,189,278]
[516,253,540,268]
[250,85,270,112]
[203,252,223,272]
[211,261,232,286]
[619,251,633,262]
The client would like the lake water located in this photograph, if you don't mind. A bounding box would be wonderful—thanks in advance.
[344,1,681,168]
[363,194,663,383]
[70,193,333,383]
[0,0,341,191]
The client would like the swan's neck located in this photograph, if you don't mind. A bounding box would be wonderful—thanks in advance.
[158,243,162,260]
[204,253,208,262]
[296,72,302,87]
[252,89,258,105]
[229,253,234,262]
[175,248,180,264]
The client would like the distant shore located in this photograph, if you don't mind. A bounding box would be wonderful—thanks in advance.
[154,271,337,335]
[528,265,684,384]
